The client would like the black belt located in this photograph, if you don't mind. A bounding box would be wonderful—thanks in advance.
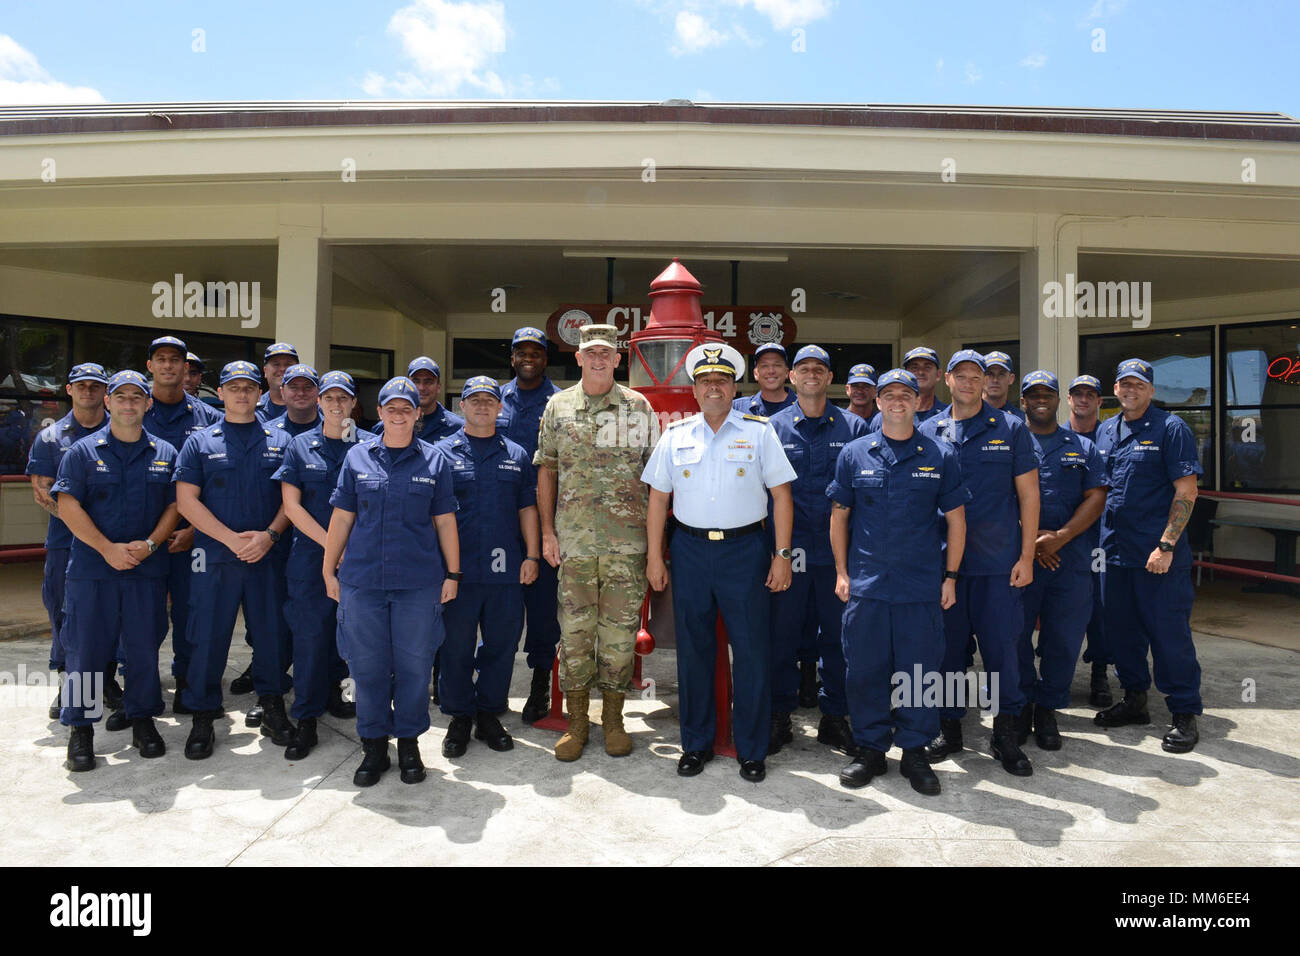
[675,520,765,542]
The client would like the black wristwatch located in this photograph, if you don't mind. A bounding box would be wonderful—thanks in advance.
[266,529,281,544]
[446,571,463,582]
[1157,540,1175,553]
[943,570,959,581]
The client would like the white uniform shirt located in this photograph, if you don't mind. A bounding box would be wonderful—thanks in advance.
[641,409,797,529]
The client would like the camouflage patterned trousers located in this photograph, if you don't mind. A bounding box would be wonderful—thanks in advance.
[557,553,647,694]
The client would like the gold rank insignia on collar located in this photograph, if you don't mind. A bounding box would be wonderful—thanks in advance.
[742,414,768,422]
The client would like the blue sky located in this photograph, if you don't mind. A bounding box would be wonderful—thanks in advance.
[1,0,1295,115]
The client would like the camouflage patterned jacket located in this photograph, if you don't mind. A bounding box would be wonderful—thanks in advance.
[534,383,660,559]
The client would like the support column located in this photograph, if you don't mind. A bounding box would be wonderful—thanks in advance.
[1020,214,1079,415]
[275,205,332,369]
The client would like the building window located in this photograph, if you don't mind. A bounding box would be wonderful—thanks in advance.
[0,315,70,475]
[1079,327,1214,486]
[1222,319,1300,492]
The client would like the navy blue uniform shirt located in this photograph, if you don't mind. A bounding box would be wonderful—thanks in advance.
[827,430,969,603]
[255,393,287,424]
[732,388,797,418]
[172,420,287,564]
[143,392,221,453]
[274,424,376,582]
[1095,406,1202,570]
[436,427,537,585]
[497,376,561,461]
[1028,426,1105,573]
[768,402,868,566]
[26,409,107,550]
[920,401,1038,576]
[52,425,177,579]
[330,437,457,590]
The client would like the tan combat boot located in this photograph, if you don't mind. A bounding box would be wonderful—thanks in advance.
[554,691,590,761]
[601,692,633,757]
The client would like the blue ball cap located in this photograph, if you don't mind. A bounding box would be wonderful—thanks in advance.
[846,363,876,385]
[1116,358,1154,385]
[902,346,940,368]
[220,361,261,386]
[185,352,204,370]
[511,327,548,350]
[984,351,1013,373]
[378,376,420,408]
[282,363,319,387]
[1021,369,1060,392]
[1069,374,1102,394]
[461,375,502,401]
[68,362,109,385]
[876,368,920,394]
[753,342,789,364]
[107,370,149,395]
[792,344,831,369]
[319,370,356,396]
[264,342,298,362]
[148,335,187,358]
[947,349,987,373]
[407,356,441,379]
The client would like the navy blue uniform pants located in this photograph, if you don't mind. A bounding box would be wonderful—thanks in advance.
[60,576,166,726]
[522,558,561,671]
[842,597,944,753]
[167,547,195,678]
[42,547,69,670]
[439,582,524,717]
[670,530,771,762]
[1017,566,1093,709]
[285,576,345,720]
[1103,566,1202,714]
[1081,569,1109,665]
[338,584,444,739]
[182,560,292,713]
[940,575,1026,720]
[770,564,847,716]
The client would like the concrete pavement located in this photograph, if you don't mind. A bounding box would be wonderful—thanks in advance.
[1,627,1296,866]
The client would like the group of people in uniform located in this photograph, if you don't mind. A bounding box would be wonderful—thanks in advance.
[31,323,1205,797]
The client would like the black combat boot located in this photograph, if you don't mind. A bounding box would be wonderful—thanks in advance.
[1033,704,1062,750]
[1094,689,1150,727]
[900,748,942,795]
[1014,705,1033,746]
[798,660,820,709]
[923,719,963,761]
[131,717,166,758]
[768,711,794,755]
[105,708,130,732]
[838,748,887,789]
[442,715,473,757]
[475,712,514,752]
[230,664,254,695]
[173,676,194,715]
[1089,661,1113,708]
[284,717,318,760]
[66,726,95,772]
[397,737,426,783]
[185,711,216,760]
[326,682,356,719]
[353,737,390,787]
[990,713,1033,776]
[256,694,295,746]
[816,714,858,755]
[1162,713,1199,753]
[103,666,124,711]
[520,667,551,724]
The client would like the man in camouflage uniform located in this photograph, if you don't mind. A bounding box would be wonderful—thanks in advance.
[535,324,659,761]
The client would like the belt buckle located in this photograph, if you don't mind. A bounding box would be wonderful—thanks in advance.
[708,530,724,541]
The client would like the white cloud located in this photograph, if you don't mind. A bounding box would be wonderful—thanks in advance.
[0,34,105,105]
[964,61,983,84]
[1019,52,1047,68]
[1086,0,1126,20]
[363,0,507,98]
[732,0,834,30]
[673,10,729,55]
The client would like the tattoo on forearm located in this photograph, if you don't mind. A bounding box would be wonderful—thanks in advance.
[1163,495,1194,542]
[34,478,59,517]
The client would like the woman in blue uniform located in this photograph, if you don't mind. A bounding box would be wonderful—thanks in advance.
[323,376,460,787]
